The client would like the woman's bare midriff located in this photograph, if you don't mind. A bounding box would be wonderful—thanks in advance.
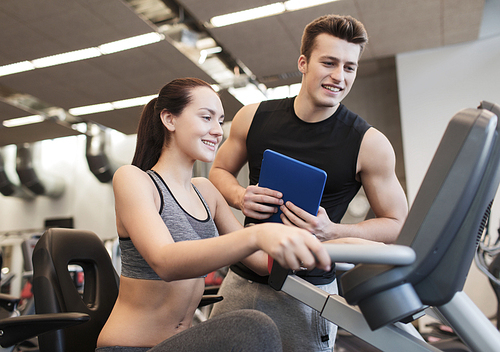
[97,276,205,348]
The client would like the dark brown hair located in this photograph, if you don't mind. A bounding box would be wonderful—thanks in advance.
[132,77,215,171]
[301,14,368,61]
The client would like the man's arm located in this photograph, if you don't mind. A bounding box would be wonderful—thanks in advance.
[209,103,283,220]
[280,128,408,244]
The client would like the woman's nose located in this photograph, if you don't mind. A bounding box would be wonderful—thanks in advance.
[211,121,223,136]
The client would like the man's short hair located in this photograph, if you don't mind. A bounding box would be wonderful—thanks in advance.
[301,14,368,61]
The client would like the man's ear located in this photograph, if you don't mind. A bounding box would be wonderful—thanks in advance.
[160,109,175,132]
[298,55,308,74]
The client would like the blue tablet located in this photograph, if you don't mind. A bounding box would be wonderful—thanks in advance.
[258,149,327,223]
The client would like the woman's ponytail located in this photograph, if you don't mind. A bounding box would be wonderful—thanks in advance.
[131,97,165,170]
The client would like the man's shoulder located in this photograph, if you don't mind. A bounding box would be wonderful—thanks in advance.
[257,97,294,112]
[336,103,361,119]
[231,103,261,131]
[335,104,372,133]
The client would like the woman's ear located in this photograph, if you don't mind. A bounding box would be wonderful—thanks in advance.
[160,109,176,132]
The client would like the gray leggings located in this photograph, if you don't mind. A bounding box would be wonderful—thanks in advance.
[95,309,282,352]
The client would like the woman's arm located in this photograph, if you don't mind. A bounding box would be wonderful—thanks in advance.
[194,177,273,276]
[114,167,331,282]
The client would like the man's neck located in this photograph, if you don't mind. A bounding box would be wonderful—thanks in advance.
[293,93,340,123]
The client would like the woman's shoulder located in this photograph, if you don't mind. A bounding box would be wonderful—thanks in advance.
[113,165,154,191]
[191,176,216,193]
[114,164,146,178]
[191,177,223,206]
[113,165,160,210]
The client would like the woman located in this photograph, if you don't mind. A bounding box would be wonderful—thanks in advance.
[96,77,331,351]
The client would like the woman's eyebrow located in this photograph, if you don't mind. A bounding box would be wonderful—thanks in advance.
[199,107,215,114]
[200,108,224,118]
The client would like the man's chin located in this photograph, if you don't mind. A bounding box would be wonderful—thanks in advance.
[318,100,341,109]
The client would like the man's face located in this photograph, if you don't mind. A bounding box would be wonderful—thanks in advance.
[298,33,361,109]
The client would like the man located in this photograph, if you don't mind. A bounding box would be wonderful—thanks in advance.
[209,14,408,352]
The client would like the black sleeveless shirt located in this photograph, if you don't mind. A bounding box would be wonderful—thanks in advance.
[231,97,371,285]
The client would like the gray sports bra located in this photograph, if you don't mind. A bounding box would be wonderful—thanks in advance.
[119,170,219,280]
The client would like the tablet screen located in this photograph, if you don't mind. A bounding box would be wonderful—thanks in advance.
[258,150,327,223]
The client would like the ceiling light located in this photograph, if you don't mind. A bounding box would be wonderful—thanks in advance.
[210,1,340,27]
[2,115,45,127]
[198,51,208,65]
[267,85,295,100]
[99,32,164,55]
[71,122,88,134]
[229,82,302,105]
[68,94,158,116]
[210,3,286,27]
[284,0,338,11]
[69,103,114,116]
[0,61,35,77]
[32,48,102,68]
[228,85,268,105]
[0,32,163,77]
[112,95,157,109]
[198,46,222,64]
[196,37,218,50]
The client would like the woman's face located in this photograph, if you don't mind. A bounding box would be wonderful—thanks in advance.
[167,86,225,163]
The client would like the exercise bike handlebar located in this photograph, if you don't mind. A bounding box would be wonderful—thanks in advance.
[323,243,416,266]
[269,244,416,292]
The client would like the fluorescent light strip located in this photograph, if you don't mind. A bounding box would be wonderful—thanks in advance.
[198,46,223,64]
[69,94,158,116]
[284,0,338,11]
[111,94,157,109]
[2,115,45,128]
[211,3,286,27]
[0,61,35,76]
[69,103,114,116]
[3,80,296,128]
[32,48,102,68]
[0,32,164,77]
[210,0,338,27]
[3,94,159,128]
[98,32,164,55]
[229,82,301,105]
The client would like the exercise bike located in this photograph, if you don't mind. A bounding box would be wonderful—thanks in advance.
[269,101,500,352]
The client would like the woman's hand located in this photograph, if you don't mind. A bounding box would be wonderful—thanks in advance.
[254,223,331,272]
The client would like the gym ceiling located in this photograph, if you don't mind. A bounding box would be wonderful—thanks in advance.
[0,0,485,147]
